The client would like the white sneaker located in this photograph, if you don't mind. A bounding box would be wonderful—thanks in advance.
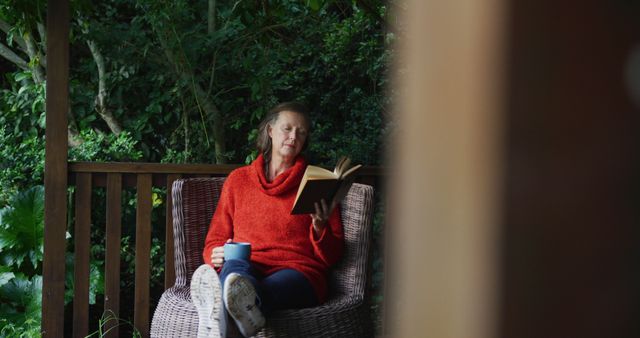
[223,273,265,337]
[191,264,226,338]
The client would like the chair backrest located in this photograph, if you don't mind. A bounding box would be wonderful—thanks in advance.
[172,177,225,287]
[171,177,375,300]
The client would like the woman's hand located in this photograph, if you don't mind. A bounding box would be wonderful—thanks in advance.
[310,199,336,237]
[211,239,232,268]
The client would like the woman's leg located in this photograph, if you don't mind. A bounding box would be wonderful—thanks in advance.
[219,259,265,337]
[218,258,260,291]
[258,269,318,315]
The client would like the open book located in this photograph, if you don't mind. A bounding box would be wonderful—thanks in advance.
[291,157,362,215]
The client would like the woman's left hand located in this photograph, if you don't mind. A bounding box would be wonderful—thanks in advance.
[310,198,336,236]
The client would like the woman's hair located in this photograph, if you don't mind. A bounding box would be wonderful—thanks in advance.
[256,101,311,163]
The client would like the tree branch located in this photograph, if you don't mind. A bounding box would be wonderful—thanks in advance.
[37,23,46,68]
[0,18,28,53]
[87,39,123,135]
[0,41,29,71]
[23,32,45,83]
[155,26,226,163]
[208,0,217,34]
[68,108,83,148]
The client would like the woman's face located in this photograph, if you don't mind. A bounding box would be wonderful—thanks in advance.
[268,110,308,161]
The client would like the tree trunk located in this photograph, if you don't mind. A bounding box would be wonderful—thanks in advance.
[208,0,217,34]
[86,40,123,135]
[193,81,226,164]
[23,32,45,84]
[68,108,83,148]
[0,42,29,70]
[156,27,227,164]
[206,0,225,164]
[68,127,82,148]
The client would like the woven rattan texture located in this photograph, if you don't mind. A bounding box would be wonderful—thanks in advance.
[151,178,374,338]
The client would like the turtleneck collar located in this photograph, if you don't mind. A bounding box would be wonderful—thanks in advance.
[251,153,307,196]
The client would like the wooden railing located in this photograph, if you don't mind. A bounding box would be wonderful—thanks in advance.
[66,162,383,338]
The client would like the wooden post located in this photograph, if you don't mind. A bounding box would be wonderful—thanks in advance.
[41,0,70,336]
[386,0,505,337]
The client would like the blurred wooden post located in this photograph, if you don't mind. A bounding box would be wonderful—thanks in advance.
[501,1,640,337]
[41,0,70,336]
[386,0,505,337]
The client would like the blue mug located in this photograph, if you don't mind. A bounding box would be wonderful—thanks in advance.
[224,242,251,261]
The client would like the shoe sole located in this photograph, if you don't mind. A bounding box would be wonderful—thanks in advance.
[224,274,265,337]
[191,264,224,338]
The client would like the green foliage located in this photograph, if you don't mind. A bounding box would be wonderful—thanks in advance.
[0,186,44,271]
[0,274,42,337]
[0,186,44,335]
[0,184,41,335]
[65,253,104,305]
[0,266,15,287]
[0,71,46,205]
[0,129,44,206]
[85,310,141,338]
[68,129,144,162]
[120,235,165,290]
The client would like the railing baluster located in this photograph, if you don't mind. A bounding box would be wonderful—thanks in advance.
[134,174,152,338]
[105,173,122,338]
[73,173,92,338]
[164,174,181,289]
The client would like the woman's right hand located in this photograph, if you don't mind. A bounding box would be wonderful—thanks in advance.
[211,239,232,268]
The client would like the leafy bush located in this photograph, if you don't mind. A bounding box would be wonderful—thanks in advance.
[69,129,144,162]
[0,186,44,273]
[0,186,44,335]
[0,129,44,207]
[0,274,42,338]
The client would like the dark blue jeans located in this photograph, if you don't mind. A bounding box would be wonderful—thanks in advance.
[219,259,318,315]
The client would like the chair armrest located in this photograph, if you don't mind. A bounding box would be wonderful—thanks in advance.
[330,183,375,300]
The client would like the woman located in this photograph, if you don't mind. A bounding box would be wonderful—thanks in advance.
[191,102,344,338]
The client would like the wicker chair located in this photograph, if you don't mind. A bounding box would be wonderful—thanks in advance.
[150,177,375,338]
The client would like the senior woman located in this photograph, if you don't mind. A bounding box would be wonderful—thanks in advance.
[191,102,344,338]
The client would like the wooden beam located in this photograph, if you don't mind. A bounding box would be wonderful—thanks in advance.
[68,161,385,176]
[69,162,241,174]
[41,0,69,336]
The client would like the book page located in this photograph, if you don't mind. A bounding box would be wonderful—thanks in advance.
[306,165,337,179]
[340,163,361,179]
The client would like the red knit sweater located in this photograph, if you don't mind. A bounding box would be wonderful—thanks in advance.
[202,154,343,302]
